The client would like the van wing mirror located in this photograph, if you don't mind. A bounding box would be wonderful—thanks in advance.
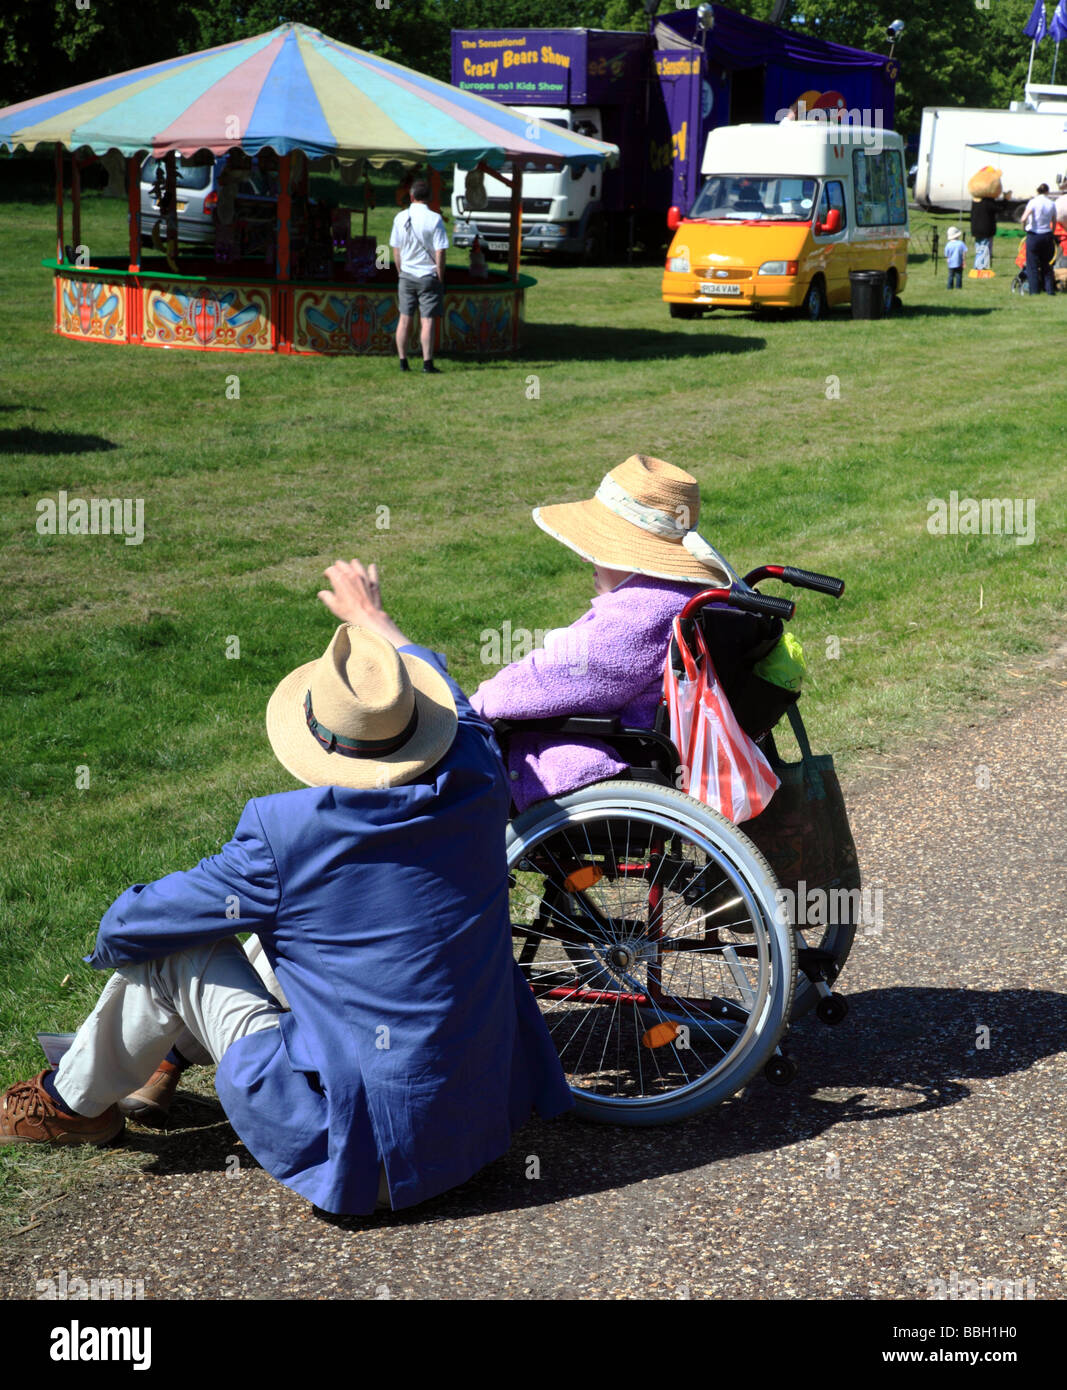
[818,207,842,234]
[667,205,682,231]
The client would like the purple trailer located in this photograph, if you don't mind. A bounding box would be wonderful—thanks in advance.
[450,8,897,259]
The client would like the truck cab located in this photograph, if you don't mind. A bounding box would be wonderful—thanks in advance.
[451,105,610,259]
[662,122,909,320]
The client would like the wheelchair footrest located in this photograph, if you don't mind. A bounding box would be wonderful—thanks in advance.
[797,947,841,984]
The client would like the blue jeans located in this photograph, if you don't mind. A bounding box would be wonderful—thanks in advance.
[1025,232,1056,295]
[947,266,962,289]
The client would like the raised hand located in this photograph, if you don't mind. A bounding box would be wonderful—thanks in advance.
[317,559,409,648]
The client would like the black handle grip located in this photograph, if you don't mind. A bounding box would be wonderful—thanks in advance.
[781,567,845,598]
[728,588,795,621]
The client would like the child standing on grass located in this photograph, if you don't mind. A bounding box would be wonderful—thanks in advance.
[945,226,967,289]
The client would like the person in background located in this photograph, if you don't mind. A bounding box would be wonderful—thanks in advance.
[944,226,967,289]
[969,190,997,277]
[1022,183,1058,296]
[390,176,448,374]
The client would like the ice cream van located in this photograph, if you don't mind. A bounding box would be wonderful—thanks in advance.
[661,122,909,321]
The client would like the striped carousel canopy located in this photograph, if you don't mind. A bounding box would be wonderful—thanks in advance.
[0,22,617,171]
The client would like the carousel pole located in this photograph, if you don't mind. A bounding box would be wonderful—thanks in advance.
[127,156,141,272]
[429,168,443,355]
[71,154,82,261]
[127,156,143,344]
[507,166,523,283]
[54,146,64,262]
[164,150,178,271]
[277,152,292,352]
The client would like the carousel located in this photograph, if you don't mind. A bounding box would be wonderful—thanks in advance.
[0,24,616,357]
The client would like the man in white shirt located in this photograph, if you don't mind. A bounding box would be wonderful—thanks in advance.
[390,176,449,373]
[1022,182,1058,296]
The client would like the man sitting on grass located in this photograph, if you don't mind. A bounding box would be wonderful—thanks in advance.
[0,561,572,1217]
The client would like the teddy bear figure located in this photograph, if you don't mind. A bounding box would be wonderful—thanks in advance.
[968,166,1003,278]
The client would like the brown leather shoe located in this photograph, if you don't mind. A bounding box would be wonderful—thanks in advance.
[0,1071,123,1146]
[118,1059,181,1127]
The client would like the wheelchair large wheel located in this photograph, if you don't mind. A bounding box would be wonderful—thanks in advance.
[507,781,795,1124]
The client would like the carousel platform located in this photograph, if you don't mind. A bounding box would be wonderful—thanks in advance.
[46,256,535,356]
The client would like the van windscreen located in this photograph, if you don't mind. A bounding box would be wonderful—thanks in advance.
[690,176,817,220]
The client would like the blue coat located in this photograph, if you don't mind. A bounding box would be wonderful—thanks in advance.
[87,645,574,1214]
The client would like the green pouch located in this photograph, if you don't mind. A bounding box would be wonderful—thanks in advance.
[753,632,806,692]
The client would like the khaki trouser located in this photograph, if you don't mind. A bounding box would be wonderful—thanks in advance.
[54,937,283,1118]
[52,937,390,1208]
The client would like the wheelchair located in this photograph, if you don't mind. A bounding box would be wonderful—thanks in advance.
[495,565,854,1125]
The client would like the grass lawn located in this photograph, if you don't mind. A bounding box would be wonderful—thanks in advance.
[0,184,1064,1222]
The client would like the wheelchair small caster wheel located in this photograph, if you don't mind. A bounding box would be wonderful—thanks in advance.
[764,1055,798,1087]
[815,995,849,1026]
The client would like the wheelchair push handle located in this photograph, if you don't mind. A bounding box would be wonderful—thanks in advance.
[728,588,796,621]
[679,586,796,623]
[743,564,846,599]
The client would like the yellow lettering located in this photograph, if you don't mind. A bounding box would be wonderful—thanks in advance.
[671,121,687,165]
[657,57,699,77]
[649,138,672,172]
[463,57,498,79]
[501,45,569,70]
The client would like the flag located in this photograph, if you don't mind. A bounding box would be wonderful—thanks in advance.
[1052,0,1067,42]
[1025,0,1048,40]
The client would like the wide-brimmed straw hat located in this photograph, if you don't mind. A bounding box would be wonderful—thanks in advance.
[266,625,457,789]
[533,454,732,585]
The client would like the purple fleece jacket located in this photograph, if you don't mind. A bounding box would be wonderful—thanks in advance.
[469,574,707,812]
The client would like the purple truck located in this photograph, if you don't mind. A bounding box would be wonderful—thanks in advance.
[450,7,897,259]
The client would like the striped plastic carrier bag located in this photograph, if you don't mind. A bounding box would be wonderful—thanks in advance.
[664,614,779,823]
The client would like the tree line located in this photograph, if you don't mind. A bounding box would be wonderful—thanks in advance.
[0,0,1052,140]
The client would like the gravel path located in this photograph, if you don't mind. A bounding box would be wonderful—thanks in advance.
[3,682,1064,1301]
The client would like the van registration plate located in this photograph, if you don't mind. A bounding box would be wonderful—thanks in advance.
[487,241,508,251]
[700,282,742,296]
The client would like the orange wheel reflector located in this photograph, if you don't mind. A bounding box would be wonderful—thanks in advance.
[641,1021,680,1050]
[563,865,604,893]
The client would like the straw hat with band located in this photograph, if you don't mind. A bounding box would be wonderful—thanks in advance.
[266,625,457,789]
[533,454,734,586]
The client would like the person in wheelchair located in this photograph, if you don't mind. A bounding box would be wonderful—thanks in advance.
[466,454,736,812]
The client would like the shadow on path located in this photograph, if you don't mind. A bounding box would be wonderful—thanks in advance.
[124,985,1066,1227]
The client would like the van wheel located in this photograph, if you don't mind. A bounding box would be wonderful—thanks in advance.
[803,277,827,321]
[882,273,897,316]
[669,304,700,319]
[582,215,607,264]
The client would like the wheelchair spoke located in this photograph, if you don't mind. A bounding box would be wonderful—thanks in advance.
[508,789,792,1114]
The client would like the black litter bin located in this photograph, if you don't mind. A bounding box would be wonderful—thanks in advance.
[850,269,886,320]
